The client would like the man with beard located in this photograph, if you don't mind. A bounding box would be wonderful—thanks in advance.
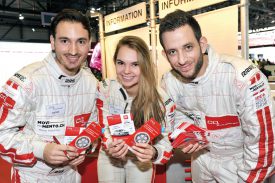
[159,10,275,183]
[0,9,98,182]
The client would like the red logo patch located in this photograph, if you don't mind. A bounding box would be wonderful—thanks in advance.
[74,113,91,127]
[205,115,240,130]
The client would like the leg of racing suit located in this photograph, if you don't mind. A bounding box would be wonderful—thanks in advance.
[12,166,81,183]
[191,150,242,183]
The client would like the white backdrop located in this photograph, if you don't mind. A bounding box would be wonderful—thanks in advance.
[0,42,51,86]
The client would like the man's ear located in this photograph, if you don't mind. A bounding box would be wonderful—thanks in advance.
[162,50,167,59]
[199,36,208,54]
[50,35,55,51]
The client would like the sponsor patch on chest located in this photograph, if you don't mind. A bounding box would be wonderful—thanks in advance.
[205,115,240,130]
[74,113,91,127]
[35,119,66,135]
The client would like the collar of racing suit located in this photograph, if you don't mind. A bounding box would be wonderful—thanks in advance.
[44,53,82,87]
[189,45,220,86]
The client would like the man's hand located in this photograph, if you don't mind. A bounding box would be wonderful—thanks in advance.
[107,139,128,159]
[43,143,79,165]
[131,143,156,162]
[69,155,85,167]
[179,141,206,153]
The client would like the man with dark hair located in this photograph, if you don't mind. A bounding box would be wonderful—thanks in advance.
[160,9,275,183]
[0,9,98,182]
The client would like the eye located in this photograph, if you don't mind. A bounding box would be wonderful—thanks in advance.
[116,60,124,65]
[168,50,176,56]
[60,39,69,44]
[185,45,193,51]
[78,39,87,45]
[132,62,139,67]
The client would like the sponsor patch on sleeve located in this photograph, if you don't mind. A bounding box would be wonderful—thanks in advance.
[249,72,269,110]
[254,93,268,110]
[241,64,257,77]
[249,81,264,93]
[13,73,27,82]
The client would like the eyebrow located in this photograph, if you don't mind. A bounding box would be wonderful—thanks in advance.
[116,59,124,62]
[57,37,69,40]
[57,37,88,41]
[166,42,193,51]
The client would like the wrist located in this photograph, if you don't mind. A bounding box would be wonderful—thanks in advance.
[151,146,158,161]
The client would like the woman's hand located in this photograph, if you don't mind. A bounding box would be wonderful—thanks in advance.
[131,143,156,162]
[107,139,128,159]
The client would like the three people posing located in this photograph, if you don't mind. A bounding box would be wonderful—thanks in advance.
[0,7,274,183]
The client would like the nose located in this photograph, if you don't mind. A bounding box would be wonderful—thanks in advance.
[178,51,188,65]
[124,64,131,74]
[68,43,77,55]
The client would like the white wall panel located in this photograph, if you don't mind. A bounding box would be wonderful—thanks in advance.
[0,42,50,85]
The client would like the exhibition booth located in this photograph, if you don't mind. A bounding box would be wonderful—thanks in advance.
[0,0,274,182]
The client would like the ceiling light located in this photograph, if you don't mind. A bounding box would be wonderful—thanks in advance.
[19,14,24,20]
[90,7,95,13]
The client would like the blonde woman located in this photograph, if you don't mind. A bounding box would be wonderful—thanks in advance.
[97,36,175,183]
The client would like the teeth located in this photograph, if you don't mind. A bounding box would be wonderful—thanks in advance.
[67,56,79,62]
[122,76,133,79]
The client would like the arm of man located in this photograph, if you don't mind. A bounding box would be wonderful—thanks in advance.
[236,70,275,183]
[0,74,43,166]
[161,73,206,154]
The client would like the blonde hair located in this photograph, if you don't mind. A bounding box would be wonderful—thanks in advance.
[113,36,165,128]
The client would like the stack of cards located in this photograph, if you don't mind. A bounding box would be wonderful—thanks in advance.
[69,122,102,154]
[169,122,210,148]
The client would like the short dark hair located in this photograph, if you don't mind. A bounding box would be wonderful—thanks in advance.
[159,9,202,48]
[50,9,91,39]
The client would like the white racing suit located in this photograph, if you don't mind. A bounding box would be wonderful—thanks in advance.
[96,79,175,183]
[0,53,98,183]
[161,46,275,183]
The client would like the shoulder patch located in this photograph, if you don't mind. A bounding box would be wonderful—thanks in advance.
[241,64,257,78]
[9,61,43,93]
[220,55,258,82]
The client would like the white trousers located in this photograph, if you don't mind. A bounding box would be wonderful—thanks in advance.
[12,166,81,183]
[97,149,154,183]
[191,149,243,183]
